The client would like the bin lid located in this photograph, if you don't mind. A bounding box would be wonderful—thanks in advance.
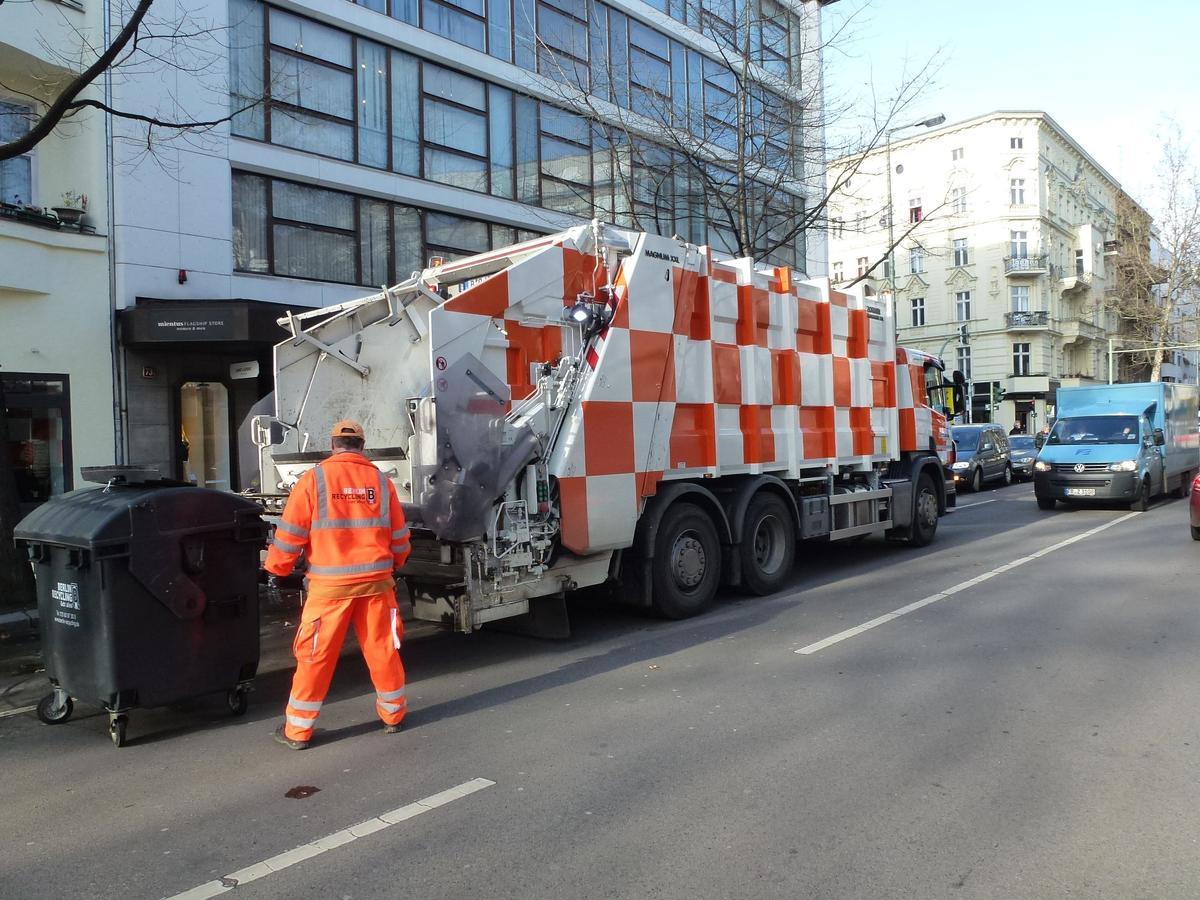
[14,484,266,550]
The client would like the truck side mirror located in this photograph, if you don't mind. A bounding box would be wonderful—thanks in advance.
[1153,428,1165,446]
[1034,432,1045,449]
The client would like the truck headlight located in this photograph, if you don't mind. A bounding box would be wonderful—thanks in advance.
[1108,460,1137,472]
[1034,460,1051,472]
[951,461,970,470]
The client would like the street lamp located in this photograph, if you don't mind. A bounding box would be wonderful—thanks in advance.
[885,114,946,318]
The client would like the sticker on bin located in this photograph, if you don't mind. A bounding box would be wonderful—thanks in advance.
[51,581,82,628]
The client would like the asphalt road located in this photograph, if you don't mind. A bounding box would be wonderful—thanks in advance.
[3,482,1199,899]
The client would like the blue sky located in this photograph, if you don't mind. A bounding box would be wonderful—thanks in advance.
[823,0,1200,214]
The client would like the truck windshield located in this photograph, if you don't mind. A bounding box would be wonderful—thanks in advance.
[1047,415,1140,445]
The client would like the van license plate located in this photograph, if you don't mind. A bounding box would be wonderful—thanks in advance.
[1066,488,1096,497]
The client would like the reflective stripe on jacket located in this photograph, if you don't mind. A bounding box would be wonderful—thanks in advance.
[265,451,411,585]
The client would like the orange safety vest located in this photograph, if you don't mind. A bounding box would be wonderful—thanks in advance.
[265,451,410,586]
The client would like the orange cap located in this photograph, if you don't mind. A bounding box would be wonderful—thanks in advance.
[330,419,365,440]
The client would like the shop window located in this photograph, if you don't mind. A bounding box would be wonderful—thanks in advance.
[2,375,71,513]
[179,382,231,490]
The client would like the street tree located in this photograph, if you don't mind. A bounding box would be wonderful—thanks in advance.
[1106,131,1200,381]
[526,0,942,269]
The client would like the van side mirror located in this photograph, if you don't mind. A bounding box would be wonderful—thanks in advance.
[1034,432,1046,449]
[1153,428,1165,446]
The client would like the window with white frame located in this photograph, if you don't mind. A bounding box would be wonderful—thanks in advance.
[953,237,969,266]
[1075,248,1085,275]
[0,100,34,206]
[950,186,966,214]
[951,147,964,161]
[856,256,868,277]
[909,246,924,274]
[831,261,843,284]
[1010,284,1030,312]
[957,345,972,380]
[909,197,922,223]
[831,217,844,238]
[910,296,925,327]
[1010,136,1023,149]
[1010,177,1025,204]
[1013,342,1031,375]
[1010,229,1028,257]
[882,258,891,279]
[955,290,971,321]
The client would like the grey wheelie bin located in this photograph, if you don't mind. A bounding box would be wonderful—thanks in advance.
[13,467,268,747]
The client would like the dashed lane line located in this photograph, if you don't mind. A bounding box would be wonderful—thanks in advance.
[0,705,36,720]
[795,511,1140,656]
[164,777,495,900]
[947,498,1000,512]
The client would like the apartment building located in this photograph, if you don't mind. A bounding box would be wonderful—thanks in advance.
[828,110,1146,432]
[102,0,833,490]
[1,0,116,517]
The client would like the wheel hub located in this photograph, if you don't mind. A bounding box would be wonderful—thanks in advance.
[671,533,706,589]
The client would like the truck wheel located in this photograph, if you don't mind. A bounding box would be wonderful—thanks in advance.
[908,474,939,547]
[737,493,795,595]
[1192,525,1200,541]
[1036,497,1056,510]
[970,468,983,493]
[651,503,722,619]
[1131,477,1150,512]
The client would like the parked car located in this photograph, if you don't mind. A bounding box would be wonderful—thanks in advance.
[949,424,1013,492]
[1007,434,1037,481]
[1190,471,1200,540]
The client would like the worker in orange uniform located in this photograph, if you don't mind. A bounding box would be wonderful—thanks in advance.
[265,420,412,750]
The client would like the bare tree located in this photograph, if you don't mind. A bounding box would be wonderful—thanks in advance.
[526,0,941,269]
[0,0,266,163]
[1105,131,1200,381]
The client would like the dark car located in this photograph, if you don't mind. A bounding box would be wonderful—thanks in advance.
[1007,434,1037,481]
[949,424,1012,492]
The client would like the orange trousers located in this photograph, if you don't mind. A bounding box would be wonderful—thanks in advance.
[283,588,406,743]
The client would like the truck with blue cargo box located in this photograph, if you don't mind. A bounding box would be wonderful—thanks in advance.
[1033,382,1200,511]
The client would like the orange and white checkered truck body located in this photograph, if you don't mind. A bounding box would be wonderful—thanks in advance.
[427,228,949,558]
[261,224,952,629]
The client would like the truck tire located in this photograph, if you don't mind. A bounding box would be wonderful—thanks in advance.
[737,493,796,595]
[1131,477,1150,512]
[651,503,722,619]
[1192,525,1200,541]
[1036,497,1056,510]
[907,473,939,547]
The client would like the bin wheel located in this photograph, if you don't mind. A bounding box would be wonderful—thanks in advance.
[227,688,249,717]
[109,716,128,748]
[36,692,73,725]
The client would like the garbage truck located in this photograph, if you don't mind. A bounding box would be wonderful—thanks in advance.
[250,223,956,632]
[1033,381,1200,510]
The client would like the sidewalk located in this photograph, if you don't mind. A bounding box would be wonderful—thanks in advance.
[0,587,312,714]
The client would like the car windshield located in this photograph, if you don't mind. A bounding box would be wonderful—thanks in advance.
[1047,415,1140,445]
[951,428,980,451]
[1008,436,1035,451]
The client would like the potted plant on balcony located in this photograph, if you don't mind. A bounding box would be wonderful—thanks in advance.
[52,191,88,225]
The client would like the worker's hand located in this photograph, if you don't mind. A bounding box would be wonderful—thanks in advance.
[266,574,283,605]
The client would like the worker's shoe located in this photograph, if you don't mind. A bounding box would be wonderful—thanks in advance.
[274,725,309,750]
[383,721,404,734]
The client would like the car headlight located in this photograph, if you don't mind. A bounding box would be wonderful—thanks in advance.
[951,461,970,470]
[1108,460,1137,472]
[1034,460,1051,472]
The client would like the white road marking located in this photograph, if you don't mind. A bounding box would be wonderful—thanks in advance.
[947,498,999,512]
[164,777,495,900]
[0,705,36,720]
[796,511,1140,656]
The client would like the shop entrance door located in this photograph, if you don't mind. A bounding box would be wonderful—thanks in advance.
[179,381,232,490]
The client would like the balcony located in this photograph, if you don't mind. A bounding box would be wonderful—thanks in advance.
[1005,310,1049,329]
[1007,373,1057,397]
[1004,254,1049,275]
[1060,318,1106,343]
[1060,270,1092,293]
